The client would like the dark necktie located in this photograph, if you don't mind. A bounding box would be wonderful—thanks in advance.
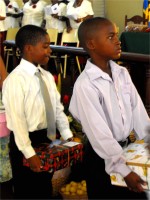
[36,70,56,140]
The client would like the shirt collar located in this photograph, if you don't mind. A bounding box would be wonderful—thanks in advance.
[85,59,122,81]
[19,58,41,75]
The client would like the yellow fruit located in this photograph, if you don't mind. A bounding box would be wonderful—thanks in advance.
[70,181,78,187]
[82,182,86,187]
[77,183,82,189]
[81,186,87,192]
[70,186,77,193]
[77,189,84,195]
[65,184,70,192]
[81,180,86,185]
[71,193,76,196]
[64,191,70,195]
[60,187,66,193]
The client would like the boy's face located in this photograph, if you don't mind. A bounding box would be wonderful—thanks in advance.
[88,22,121,61]
[24,34,51,66]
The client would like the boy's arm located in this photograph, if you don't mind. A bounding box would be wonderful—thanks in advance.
[2,75,36,159]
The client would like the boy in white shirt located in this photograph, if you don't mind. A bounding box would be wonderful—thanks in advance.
[69,17,150,199]
[2,24,73,199]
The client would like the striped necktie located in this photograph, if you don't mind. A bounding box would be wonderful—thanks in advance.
[36,70,56,141]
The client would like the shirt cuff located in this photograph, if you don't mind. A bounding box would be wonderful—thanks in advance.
[115,163,132,177]
[60,129,73,140]
[21,145,36,159]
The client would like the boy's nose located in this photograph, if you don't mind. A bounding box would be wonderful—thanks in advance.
[115,37,121,45]
[117,40,121,45]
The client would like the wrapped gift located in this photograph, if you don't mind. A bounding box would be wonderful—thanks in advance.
[0,111,10,138]
[110,142,150,190]
[23,141,83,173]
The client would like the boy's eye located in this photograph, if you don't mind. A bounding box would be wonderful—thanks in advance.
[108,33,118,40]
[43,45,49,48]
[108,36,113,40]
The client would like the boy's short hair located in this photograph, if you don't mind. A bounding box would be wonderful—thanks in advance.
[15,25,48,53]
[78,17,111,52]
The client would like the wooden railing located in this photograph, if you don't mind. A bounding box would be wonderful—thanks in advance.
[3,40,150,116]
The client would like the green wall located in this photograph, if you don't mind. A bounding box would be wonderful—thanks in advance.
[105,0,143,34]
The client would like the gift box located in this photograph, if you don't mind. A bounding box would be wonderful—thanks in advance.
[110,142,150,190]
[23,141,84,173]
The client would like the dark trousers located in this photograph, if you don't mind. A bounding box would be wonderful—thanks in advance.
[83,140,147,200]
[9,130,54,199]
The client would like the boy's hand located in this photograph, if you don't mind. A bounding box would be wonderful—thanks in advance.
[124,172,147,193]
[67,137,74,141]
[27,154,43,173]
[51,14,58,19]
[66,26,72,33]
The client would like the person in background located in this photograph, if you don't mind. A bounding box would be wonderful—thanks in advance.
[2,24,73,199]
[4,0,22,29]
[0,0,7,60]
[69,17,150,199]
[43,0,72,44]
[66,0,94,29]
[21,0,47,27]
[0,54,13,199]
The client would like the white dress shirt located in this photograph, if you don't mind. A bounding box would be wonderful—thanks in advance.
[0,0,7,32]
[66,0,94,29]
[69,59,150,177]
[44,3,67,33]
[2,59,73,159]
[22,0,46,27]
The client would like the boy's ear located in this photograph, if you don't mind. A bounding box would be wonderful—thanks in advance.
[24,44,33,53]
[86,39,95,50]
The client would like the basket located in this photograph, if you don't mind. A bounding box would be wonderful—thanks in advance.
[51,167,71,197]
[59,191,88,200]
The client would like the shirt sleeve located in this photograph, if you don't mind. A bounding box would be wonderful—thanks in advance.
[126,70,150,139]
[2,74,36,159]
[69,80,131,177]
